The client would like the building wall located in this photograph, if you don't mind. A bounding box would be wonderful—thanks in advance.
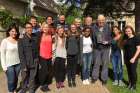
[0,0,57,17]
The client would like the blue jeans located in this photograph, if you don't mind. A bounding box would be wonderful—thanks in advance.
[6,64,20,92]
[112,51,123,80]
[82,52,92,80]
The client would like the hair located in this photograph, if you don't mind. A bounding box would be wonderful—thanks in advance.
[82,26,92,36]
[74,18,81,23]
[112,26,122,37]
[29,15,37,20]
[46,16,53,20]
[6,24,20,39]
[67,24,80,37]
[24,22,33,28]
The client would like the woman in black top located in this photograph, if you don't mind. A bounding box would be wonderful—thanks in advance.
[123,25,140,90]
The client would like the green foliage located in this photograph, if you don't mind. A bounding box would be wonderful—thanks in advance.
[107,63,140,93]
[0,10,14,28]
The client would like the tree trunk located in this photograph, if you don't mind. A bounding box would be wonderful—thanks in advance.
[135,0,140,34]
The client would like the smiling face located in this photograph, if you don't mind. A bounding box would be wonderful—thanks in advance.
[57,28,64,37]
[97,15,106,27]
[70,24,77,33]
[42,24,50,34]
[30,18,37,27]
[25,23,33,35]
[59,15,65,24]
[113,27,120,35]
[46,16,53,25]
[125,27,134,37]
[9,28,18,38]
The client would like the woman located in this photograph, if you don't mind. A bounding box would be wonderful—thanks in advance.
[38,23,53,92]
[66,24,80,87]
[123,25,140,90]
[53,26,67,89]
[111,26,124,86]
[0,25,20,93]
[80,27,93,85]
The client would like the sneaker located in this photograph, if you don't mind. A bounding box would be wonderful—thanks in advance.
[102,80,107,85]
[60,82,65,88]
[118,80,125,86]
[112,80,118,85]
[40,85,50,92]
[83,80,87,85]
[85,79,90,85]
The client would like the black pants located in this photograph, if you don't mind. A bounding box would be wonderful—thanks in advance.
[67,55,77,82]
[20,67,38,93]
[54,57,66,83]
[126,61,138,86]
[37,57,53,86]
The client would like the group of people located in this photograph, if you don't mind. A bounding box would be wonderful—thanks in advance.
[1,14,140,93]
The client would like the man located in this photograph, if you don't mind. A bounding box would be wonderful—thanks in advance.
[29,16,40,33]
[92,14,112,85]
[54,15,69,31]
[18,22,39,93]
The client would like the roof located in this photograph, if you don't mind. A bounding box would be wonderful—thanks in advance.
[20,0,58,14]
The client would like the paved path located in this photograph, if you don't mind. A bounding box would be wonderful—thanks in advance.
[0,72,110,93]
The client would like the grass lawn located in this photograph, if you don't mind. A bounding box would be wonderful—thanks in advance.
[107,62,140,93]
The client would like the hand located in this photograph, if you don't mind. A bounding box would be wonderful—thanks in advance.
[130,58,135,63]
[103,41,108,45]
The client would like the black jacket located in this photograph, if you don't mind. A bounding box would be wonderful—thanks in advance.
[18,33,40,69]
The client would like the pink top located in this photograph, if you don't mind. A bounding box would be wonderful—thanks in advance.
[40,35,52,59]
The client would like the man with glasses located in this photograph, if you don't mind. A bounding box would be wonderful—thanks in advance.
[18,22,39,93]
[92,14,112,85]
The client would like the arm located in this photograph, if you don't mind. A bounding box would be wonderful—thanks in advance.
[130,45,140,63]
[0,39,7,71]
[18,39,27,70]
[130,36,140,63]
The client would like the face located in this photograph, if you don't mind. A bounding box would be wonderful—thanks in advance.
[84,29,91,37]
[71,25,77,33]
[75,21,81,28]
[30,18,37,27]
[47,17,53,25]
[85,17,93,26]
[9,28,17,38]
[25,24,33,35]
[57,28,64,37]
[59,15,65,23]
[42,24,50,34]
[125,28,133,37]
[113,27,120,35]
[97,18,105,27]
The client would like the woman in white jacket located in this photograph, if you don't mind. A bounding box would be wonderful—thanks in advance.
[0,25,20,93]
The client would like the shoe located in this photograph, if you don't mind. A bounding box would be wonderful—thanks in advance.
[118,80,125,86]
[56,83,61,89]
[102,81,107,85]
[72,81,76,87]
[127,83,131,89]
[60,82,65,88]
[40,85,50,92]
[83,80,87,85]
[68,81,72,87]
[112,80,118,85]
[130,84,136,91]
[85,79,90,85]
[91,79,97,84]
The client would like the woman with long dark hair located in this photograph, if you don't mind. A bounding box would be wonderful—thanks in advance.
[0,24,20,93]
[111,26,124,86]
